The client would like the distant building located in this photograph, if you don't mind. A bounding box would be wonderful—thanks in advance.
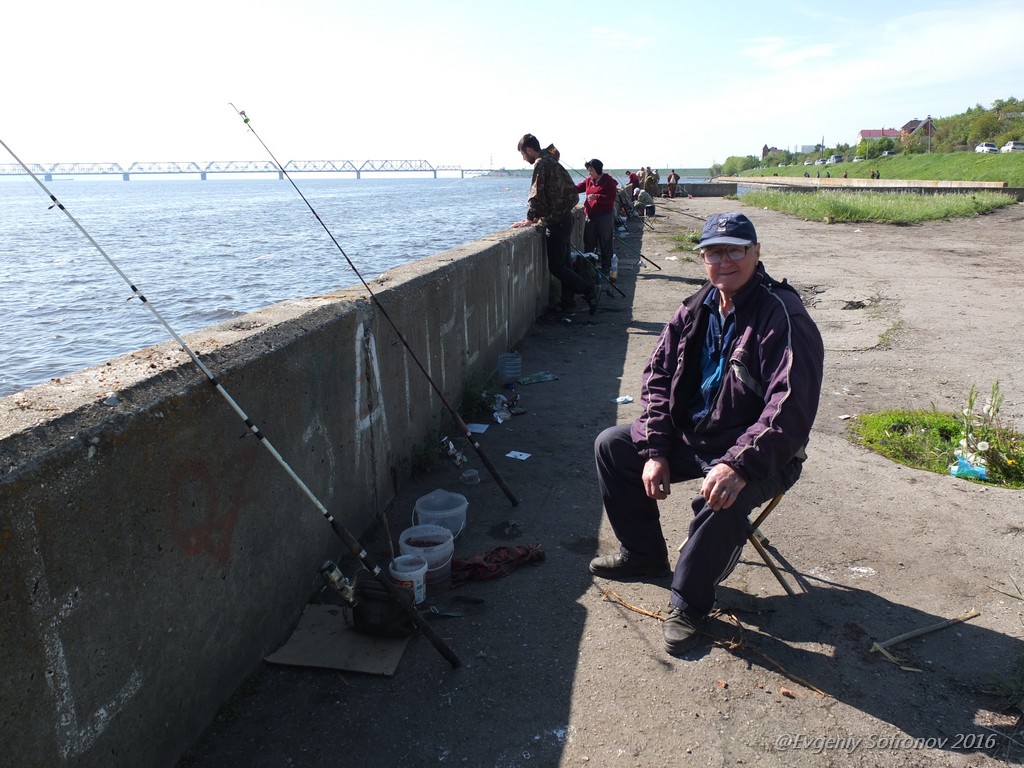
[901,116,936,141]
[856,128,901,145]
[761,144,780,159]
[797,145,817,154]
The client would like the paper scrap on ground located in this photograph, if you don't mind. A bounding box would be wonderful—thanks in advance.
[517,371,558,385]
[466,423,489,434]
[613,396,634,404]
[506,451,531,461]
[264,603,408,676]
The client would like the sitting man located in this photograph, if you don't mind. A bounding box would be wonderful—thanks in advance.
[590,212,824,655]
[633,187,655,216]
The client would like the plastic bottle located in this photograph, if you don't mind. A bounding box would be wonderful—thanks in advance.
[609,254,618,282]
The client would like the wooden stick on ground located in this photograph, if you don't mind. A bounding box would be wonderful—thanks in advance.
[870,608,981,654]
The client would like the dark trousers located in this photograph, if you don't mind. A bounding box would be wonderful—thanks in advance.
[594,423,801,620]
[545,214,590,304]
[583,211,614,272]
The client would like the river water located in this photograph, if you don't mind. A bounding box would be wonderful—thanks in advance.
[1,173,709,398]
[0,175,537,397]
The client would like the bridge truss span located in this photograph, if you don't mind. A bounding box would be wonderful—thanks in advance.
[0,159,496,180]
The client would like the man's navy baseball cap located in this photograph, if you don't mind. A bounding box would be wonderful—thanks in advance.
[694,212,758,249]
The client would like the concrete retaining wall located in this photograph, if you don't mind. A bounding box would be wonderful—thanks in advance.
[657,181,737,197]
[718,176,1024,199]
[0,219,574,767]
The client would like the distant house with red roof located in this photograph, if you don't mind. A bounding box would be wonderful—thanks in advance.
[856,128,901,145]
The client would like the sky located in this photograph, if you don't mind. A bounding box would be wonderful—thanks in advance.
[3,0,1023,172]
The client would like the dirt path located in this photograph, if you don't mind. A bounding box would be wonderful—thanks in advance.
[181,198,1024,767]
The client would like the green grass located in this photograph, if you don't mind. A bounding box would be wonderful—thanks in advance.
[849,409,963,475]
[669,229,701,253]
[850,383,1024,489]
[742,151,1024,187]
[741,189,1016,224]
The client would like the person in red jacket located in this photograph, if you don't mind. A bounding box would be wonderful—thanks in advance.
[575,158,619,275]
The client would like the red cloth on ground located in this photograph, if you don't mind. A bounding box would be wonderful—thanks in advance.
[450,545,545,587]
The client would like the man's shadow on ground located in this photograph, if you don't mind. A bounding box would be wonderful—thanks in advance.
[702,567,1024,764]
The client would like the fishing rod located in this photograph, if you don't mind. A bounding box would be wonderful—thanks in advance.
[0,136,461,669]
[230,106,518,510]
[613,232,662,271]
[658,204,708,223]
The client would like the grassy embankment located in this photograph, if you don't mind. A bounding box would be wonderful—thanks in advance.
[740,151,1024,187]
[717,152,1022,224]
[740,188,1015,224]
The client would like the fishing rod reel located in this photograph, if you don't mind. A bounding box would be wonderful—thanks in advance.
[320,559,414,638]
[439,435,468,467]
[320,559,357,604]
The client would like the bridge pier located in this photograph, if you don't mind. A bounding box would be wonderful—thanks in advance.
[44,173,52,182]
[200,171,207,181]
[122,173,130,181]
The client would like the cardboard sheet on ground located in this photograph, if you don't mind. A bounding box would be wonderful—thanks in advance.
[264,603,409,676]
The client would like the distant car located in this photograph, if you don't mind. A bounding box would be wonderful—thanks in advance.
[1000,141,1024,153]
[814,158,827,166]
[880,150,899,157]
[825,154,844,164]
[975,142,998,154]
[852,156,864,162]
[778,163,787,167]
[804,160,813,166]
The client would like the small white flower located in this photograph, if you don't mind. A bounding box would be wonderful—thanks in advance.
[977,441,990,452]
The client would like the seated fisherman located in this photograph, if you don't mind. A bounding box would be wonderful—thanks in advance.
[589,212,824,655]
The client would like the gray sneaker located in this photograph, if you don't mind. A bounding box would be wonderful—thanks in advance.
[662,607,703,656]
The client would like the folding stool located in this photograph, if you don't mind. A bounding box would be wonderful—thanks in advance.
[678,492,796,596]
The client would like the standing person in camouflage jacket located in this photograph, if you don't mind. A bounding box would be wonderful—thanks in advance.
[512,134,599,314]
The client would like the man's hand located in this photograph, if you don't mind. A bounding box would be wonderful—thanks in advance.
[700,463,747,511]
[510,219,533,228]
[642,456,672,500]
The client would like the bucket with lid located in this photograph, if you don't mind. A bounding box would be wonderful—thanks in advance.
[413,488,467,539]
[388,554,427,605]
[399,524,454,588]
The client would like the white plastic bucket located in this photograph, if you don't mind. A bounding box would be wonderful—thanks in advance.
[399,524,454,587]
[413,489,467,539]
[388,554,427,605]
